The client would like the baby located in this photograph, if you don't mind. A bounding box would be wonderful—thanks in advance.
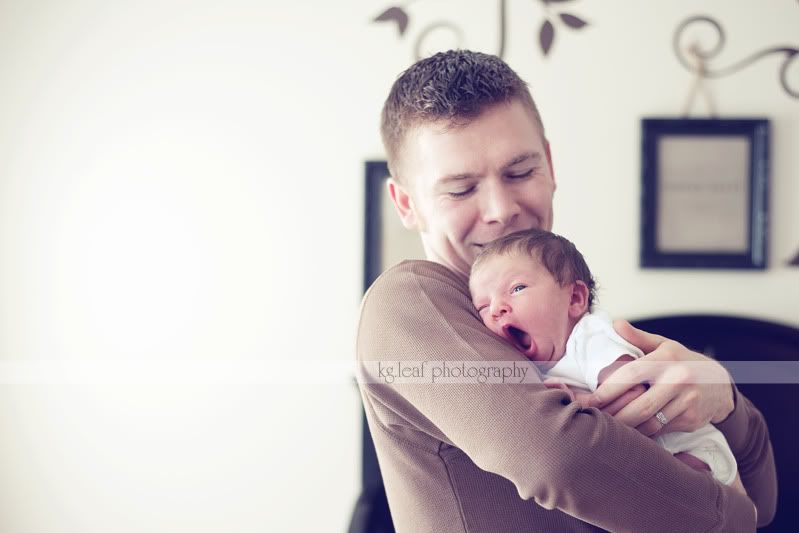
[468,228,743,491]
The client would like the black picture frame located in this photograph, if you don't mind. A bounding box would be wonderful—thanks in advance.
[360,160,390,494]
[640,118,769,269]
[363,160,426,290]
[364,161,390,293]
[350,160,402,533]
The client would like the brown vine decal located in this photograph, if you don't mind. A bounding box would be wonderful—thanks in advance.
[372,0,590,60]
[673,15,799,99]
[539,3,588,56]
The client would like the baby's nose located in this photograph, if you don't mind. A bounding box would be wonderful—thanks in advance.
[490,302,510,319]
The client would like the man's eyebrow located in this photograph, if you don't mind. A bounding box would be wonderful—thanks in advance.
[503,152,541,169]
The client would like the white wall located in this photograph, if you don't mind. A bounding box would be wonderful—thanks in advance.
[0,1,375,531]
[0,1,796,532]
[538,1,799,326]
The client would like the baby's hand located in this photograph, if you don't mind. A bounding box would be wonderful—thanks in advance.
[673,452,711,472]
[543,378,576,403]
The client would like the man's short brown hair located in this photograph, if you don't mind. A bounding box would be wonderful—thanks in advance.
[471,228,597,311]
[381,50,545,181]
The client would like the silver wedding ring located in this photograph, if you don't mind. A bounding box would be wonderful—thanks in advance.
[655,411,669,426]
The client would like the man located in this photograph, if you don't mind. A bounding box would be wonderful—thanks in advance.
[356,50,776,532]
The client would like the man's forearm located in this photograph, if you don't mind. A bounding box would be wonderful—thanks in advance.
[714,387,777,526]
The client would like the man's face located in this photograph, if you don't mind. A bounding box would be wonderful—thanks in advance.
[469,253,579,368]
[388,100,556,278]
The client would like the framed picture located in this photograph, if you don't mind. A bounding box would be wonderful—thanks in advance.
[640,118,769,269]
[363,160,425,291]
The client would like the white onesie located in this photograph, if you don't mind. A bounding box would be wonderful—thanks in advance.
[545,313,738,486]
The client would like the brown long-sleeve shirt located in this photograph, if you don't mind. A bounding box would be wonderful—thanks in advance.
[356,260,777,532]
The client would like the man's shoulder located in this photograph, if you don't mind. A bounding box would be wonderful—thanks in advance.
[364,260,469,304]
[356,260,478,363]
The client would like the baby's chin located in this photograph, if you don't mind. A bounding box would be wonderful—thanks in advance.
[533,359,558,373]
[529,343,564,372]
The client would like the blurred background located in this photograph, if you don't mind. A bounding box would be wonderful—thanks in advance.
[0,0,796,531]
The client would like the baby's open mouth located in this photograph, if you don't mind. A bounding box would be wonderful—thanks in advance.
[503,324,532,353]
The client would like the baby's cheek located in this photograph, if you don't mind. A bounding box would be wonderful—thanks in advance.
[481,318,498,336]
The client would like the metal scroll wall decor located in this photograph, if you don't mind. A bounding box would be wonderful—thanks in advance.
[373,0,589,60]
[673,15,799,100]
[372,4,798,101]
[673,14,798,266]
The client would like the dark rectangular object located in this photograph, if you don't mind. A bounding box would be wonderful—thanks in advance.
[640,118,769,269]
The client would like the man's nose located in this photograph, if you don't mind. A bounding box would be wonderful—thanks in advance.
[481,181,521,226]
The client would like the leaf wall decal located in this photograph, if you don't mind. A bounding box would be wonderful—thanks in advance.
[559,13,588,29]
[539,20,555,55]
[374,7,409,36]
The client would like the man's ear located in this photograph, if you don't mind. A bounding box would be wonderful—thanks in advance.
[545,140,556,190]
[568,280,589,318]
[387,178,418,230]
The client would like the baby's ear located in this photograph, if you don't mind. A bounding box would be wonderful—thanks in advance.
[568,280,589,318]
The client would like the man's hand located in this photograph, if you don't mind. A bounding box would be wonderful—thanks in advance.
[586,320,735,437]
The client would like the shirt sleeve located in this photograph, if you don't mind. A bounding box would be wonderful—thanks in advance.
[714,385,778,526]
[357,261,758,532]
[571,314,645,391]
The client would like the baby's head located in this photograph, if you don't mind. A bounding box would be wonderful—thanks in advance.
[469,229,596,367]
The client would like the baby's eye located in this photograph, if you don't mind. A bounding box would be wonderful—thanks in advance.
[476,304,488,314]
[511,284,527,294]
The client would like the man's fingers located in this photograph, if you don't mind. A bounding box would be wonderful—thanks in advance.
[589,359,649,408]
[573,391,593,408]
[613,320,668,354]
[542,378,562,389]
[600,384,647,416]
[636,417,664,437]
[635,399,679,437]
[612,383,672,428]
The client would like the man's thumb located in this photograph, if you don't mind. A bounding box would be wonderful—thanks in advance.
[613,319,666,354]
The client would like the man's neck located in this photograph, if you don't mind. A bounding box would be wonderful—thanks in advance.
[420,242,471,282]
